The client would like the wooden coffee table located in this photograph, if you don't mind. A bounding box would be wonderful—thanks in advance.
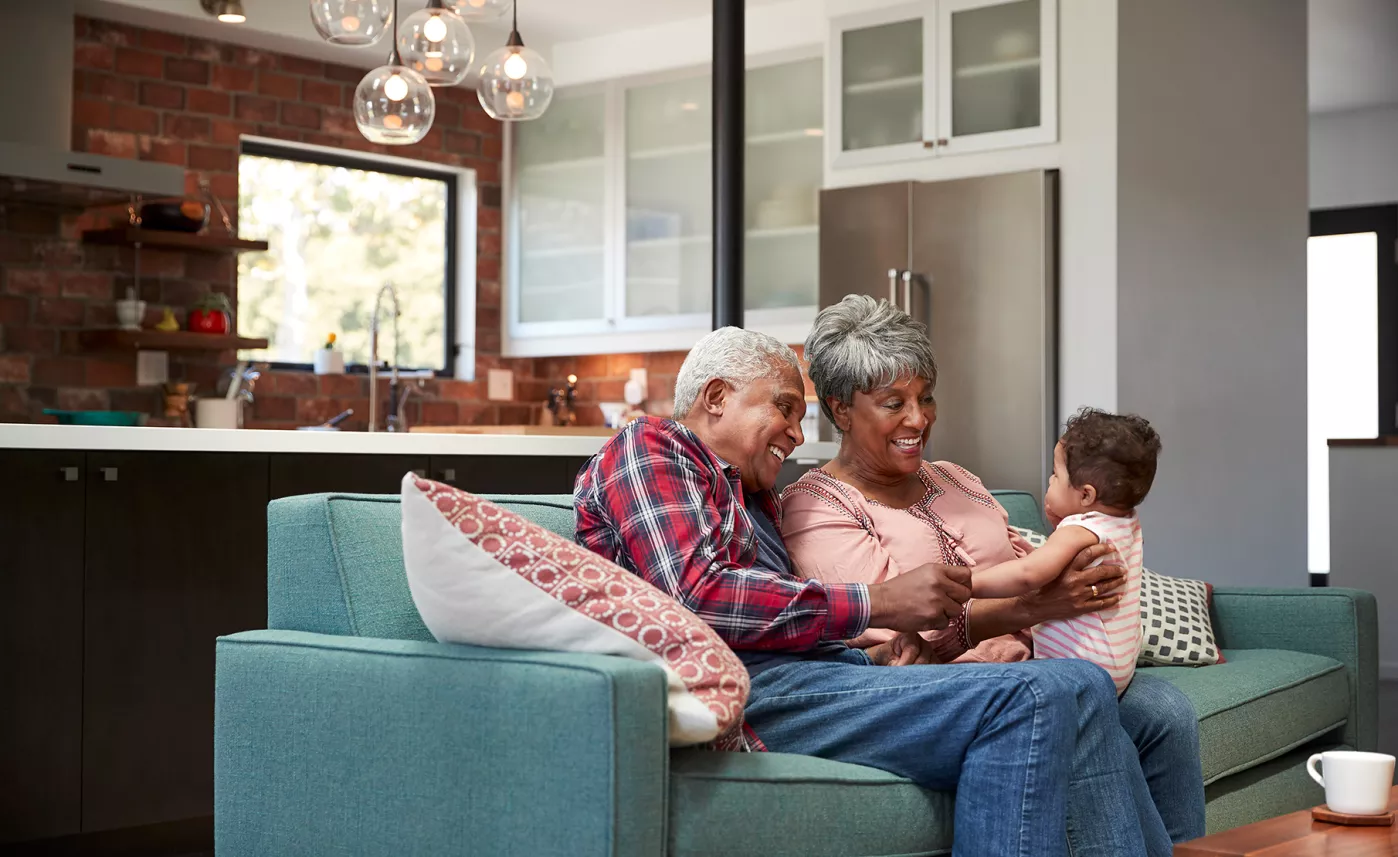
[1176,786,1397,856]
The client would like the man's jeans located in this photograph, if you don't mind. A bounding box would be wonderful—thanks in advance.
[745,651,1202,857]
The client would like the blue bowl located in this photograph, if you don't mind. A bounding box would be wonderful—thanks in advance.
[44,409,145,426]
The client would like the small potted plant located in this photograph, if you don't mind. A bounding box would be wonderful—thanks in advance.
[188,292,233,335]
[314,332,345,375]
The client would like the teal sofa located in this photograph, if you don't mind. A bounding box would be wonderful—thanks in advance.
[214,491,1378,857]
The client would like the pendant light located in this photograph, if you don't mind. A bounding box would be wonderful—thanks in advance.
[201,0,247,23]
[355,0,435,145]
[398,0,475,86]
[475,2,552,122]
[449,0,511,23]
[310,0,394,46]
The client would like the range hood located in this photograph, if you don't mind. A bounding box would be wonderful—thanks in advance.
[0,0,185,205]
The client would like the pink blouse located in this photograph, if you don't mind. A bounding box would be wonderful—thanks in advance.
[780,461,1035,663]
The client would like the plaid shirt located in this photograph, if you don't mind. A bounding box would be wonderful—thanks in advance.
[574,417,871,651]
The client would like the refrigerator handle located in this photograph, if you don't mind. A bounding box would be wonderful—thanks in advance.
[887,268,902,305]
[900,270,914,313]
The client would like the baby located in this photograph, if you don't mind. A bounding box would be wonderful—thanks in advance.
[972,408,1161,694]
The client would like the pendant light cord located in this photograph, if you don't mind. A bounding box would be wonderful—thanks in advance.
[389,0,401,64]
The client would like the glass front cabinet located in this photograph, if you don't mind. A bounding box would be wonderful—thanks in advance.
[506,54,823,356]
[828,0,1056,168]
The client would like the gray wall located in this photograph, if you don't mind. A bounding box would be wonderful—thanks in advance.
[1115,0,1309,586]
[1311,104,1398,209]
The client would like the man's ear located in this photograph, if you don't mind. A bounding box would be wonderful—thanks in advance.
[699,377,729,416]
[828,397,851,433]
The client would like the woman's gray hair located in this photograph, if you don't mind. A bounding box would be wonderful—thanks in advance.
[672,327,802,418]
[804,294,938,424]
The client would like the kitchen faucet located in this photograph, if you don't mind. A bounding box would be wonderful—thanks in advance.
[368,283,400,433]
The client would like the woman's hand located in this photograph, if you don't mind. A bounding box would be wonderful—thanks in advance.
[1016,543,1126,624]
[866,631,940,667]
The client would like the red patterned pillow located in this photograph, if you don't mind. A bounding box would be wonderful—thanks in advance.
[401,474,754,749]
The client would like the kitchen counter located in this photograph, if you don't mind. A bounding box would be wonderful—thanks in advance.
[0,423,840,461]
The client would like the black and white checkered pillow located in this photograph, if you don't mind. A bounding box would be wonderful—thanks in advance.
[1008,527,1222,667]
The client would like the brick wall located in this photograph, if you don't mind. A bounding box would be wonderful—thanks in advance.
[0,14,692,430]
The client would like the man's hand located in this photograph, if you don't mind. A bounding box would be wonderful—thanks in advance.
[866,631,940,666]
[1017,543,1126,624]
[867,563,971,632]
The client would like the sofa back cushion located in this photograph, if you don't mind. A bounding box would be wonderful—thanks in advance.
[267,492,575,640]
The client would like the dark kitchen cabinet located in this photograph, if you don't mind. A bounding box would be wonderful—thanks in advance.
[81,452,269,833]
[0,451,86,844]
[428,455,581,494]
[270,453,428,499]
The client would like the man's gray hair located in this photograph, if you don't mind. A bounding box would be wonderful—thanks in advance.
[804,294,938,424]
[672,327,802,419]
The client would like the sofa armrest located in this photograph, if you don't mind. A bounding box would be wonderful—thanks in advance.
[1210,587,1378,752]
[215,630,669,857]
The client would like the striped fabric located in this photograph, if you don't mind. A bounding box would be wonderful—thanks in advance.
[1031,511,1143,694]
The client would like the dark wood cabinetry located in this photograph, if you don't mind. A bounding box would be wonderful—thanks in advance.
[430,454,585,494]
[270,453,429,499]
[81,453,269,833]
[0,451,86,843]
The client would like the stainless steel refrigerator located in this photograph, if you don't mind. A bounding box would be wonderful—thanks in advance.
[818,170,1058,496]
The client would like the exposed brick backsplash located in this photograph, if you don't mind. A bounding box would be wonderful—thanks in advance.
[0,14,699,429]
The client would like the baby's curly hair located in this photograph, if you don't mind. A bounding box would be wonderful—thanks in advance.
[1060,408,1161,510]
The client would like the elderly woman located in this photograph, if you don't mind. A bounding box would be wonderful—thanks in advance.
[782,294,1206,844]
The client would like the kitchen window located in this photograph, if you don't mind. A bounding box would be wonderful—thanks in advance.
[236,138,476,376]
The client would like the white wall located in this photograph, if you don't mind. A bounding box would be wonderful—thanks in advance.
[1311,104,1398,209]
[1115,0,1310,586]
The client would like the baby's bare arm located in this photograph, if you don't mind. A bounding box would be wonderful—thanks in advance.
[971,526,1101,598]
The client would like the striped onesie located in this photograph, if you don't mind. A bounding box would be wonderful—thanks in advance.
[1031,511,1143,695]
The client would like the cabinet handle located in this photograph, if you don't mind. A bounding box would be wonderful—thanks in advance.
[100,467,118,482]
[887,268,902,305]
[411,468,426,478]
[922,139,937,149]
[59,466,80,482]
[937,138,948,147]
[440,468,457,484]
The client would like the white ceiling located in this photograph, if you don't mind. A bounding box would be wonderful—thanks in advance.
[78,0,1398,114]
[1309,0,1398,114]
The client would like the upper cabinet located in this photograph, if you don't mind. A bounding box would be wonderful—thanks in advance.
[829,0,1056,168]
[507,54,822,356]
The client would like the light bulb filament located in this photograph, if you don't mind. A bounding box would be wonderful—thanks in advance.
[503,51,528,80]
[384,73,409,101]
[422,14,448,43]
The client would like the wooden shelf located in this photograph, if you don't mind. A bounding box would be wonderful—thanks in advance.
[81,228,269,253]
[79,329,269,352]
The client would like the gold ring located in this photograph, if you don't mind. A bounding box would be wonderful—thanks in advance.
[1090,584,1099,598]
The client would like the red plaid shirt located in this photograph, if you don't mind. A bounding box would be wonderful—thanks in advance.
[573,417,870,651]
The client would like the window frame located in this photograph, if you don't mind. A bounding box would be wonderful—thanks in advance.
[1310,205,1398,437]
[237,136,478,379]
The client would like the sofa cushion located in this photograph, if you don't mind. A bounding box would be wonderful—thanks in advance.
[1144,648,1348,784]
[668,750,950,857]
[268,492,576,640]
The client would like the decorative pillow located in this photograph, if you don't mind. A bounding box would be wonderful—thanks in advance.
[400,474,754,749]
[1136,568,1224,667]
[1010,527,1223,667]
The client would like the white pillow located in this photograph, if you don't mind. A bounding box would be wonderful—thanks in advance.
[400,474,753,747]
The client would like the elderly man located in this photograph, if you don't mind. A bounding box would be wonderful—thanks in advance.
[574,328,1173,857]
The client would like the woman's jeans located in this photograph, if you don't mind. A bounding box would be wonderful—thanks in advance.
[744,650,1204,857]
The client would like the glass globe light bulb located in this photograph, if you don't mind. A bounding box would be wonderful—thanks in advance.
[355,63,435,145]
[422,14,448,42]
[399,4,475,86]
[503,50,528,80]
[310,0,392,46]
[384,73,409,101]
[476,40,553,121]
[450,0,511,22]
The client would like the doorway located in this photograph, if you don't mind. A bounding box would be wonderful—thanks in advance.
[1306,205,1398,580]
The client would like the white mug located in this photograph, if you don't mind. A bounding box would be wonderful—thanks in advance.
[195,398,241,430]
[1307,750,1395,815]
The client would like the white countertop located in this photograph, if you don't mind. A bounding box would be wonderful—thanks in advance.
[0,423,839,460]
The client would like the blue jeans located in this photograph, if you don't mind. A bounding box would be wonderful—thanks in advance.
[1117,672,1207,842]
[745,650,1190,857]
